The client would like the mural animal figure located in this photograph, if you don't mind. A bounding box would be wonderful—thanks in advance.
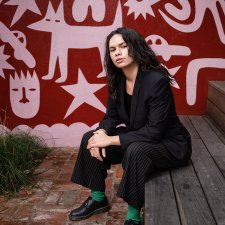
[28,0,122,83]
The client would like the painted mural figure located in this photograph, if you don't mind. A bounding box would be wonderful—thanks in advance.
[186,58,225,105]
[10,71,40,119]
[72,0,106,22]
[28,0,122,83]
[159,0,225,44]
[62,69,106,119]
[0,21,36,68]
[69,27,192,225]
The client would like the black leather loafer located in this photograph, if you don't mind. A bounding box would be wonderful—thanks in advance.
[69,196,110,221]
[124,219,142,225]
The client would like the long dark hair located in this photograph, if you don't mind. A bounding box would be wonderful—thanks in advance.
[104,27,172,102]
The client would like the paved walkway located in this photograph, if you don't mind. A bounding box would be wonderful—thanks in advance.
[0,148,127,225]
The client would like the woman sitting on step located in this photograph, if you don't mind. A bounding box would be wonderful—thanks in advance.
[69,27,192,225]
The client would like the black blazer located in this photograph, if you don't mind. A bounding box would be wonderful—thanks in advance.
[98,68,192,160]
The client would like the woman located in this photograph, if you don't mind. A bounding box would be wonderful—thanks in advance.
[69,27,192,225]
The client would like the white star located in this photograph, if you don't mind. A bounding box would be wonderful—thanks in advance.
[0,45,14,78]
[5,0,41,26]
[62,69,106,119]
[125,0,160,20]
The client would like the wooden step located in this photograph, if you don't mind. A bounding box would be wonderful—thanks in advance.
[145,116,225,225]
[207,81,225,133]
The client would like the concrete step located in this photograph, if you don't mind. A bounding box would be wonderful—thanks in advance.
[207,81,225,133]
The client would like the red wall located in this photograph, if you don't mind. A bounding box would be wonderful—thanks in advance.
[0,0,225,146]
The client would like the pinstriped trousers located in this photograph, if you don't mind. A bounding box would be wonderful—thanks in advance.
[71,130,188,210]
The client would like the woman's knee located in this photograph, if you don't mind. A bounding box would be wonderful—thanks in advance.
[81,130,94,146]
[125,142,143,159]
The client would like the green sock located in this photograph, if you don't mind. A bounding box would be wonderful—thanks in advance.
[126,204,141,223]
[91,190,105,202]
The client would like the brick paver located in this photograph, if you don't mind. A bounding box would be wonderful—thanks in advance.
[0,148,127,225]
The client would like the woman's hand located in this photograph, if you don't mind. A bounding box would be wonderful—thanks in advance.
[87,130,111,149]
[89,147,106,161]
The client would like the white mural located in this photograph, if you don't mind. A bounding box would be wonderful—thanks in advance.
[0,21,36,68]
[61,69,106,119]
[28,0,122,82]
[4,0,41,26]
[145,34,191,61]
[10,71,40,119]
[0,122,98,147]
[146,34,191,89]
[0,0,224,147]
[186,58,225,105]
[72,0,106,22]
[124,0,159,19]
[159,0,225,44]
[0,45,14,78]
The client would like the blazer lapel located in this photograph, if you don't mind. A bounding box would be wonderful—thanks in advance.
[130,69,145,128]
[117,76,129,123]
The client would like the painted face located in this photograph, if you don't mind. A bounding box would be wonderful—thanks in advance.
[10,71,40,119]
[109,34,135,69]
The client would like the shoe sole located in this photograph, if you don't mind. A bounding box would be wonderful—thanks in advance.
[69,205,110,221]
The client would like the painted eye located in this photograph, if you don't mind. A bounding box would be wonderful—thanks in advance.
[156,38,162,45]
[55,20,60,22]
[29,88,36,91]
[12,88,19,91]
[46,19,51,21]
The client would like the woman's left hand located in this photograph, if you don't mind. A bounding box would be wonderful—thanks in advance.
[87,130,111,149]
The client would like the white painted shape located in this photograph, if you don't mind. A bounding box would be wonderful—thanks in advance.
[0,22,36,68]
[186,58,225,105]
[167,65,181,89]
[72,0,106,22]
[164,0,191,21]
[5,0,41,26]
[28,0,122,82]
[61,69,106,119]
[124,0,160,19]
[159,0,225,44]
[0,45,14,78]
[10,71,40,118]
[145,34,191,61]
[6,122,99,147]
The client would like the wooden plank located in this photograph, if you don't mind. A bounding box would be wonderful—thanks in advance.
[171,162,216,225]
[204,115,225,145]
[189,115,225,176]
[179,115,200,139]
[208,81,225,114]
[207,99,225,134]
[191,138,225,225]
[145,171,181,225]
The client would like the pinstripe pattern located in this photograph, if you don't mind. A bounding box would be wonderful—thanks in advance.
[71,131,189,210]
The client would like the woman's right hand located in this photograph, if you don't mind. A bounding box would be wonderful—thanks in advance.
[89,147,106,162]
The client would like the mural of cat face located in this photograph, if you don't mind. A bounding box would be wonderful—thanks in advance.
[10,71,40,119]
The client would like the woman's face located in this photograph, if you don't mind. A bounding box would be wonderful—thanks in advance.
[109,34,135,70]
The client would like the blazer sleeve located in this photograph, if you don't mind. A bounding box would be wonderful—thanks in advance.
[97,95,122,134]
[119,76,172,149]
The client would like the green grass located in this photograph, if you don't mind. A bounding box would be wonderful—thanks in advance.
[0,131,50,196]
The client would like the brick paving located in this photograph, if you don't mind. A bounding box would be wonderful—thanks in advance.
[0,148,127,225]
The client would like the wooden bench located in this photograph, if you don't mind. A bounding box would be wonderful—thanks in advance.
[145,115,225,225]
